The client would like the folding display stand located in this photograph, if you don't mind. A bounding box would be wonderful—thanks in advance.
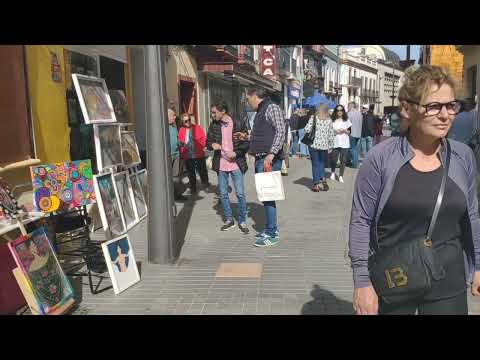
[52,206,112,295]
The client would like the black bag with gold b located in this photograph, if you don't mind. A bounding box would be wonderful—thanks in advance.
[368,140,450,305]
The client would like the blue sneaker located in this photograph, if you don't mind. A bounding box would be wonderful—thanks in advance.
[255,230,279,239]
[254,233,279,247]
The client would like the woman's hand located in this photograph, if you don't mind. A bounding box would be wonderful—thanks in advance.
[471,271,480,296]
[353,286,379,315]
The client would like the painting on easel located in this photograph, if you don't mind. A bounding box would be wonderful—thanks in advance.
[0,177,22,219]
[7,227,75,315]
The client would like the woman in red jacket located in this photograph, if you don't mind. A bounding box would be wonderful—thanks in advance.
[178,114,210,193]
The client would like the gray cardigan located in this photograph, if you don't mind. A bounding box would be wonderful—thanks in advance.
[349,136,480,288]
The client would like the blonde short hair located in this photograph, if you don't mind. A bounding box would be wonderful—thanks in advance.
[398,65,457,104]
[316,103,330,117]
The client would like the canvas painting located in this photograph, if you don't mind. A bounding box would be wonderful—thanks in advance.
[72,74,116,124]
[101,235,140,294]
[94,124,123,171]
[110,90,129,123]
[121,131,141,166]
[129,173,147,220]
[113,172,137,229]
[93,173,126,237]
[136,169,148,206]
[30,160,96,213]
[0,177,22,219]
[7,227,75,315]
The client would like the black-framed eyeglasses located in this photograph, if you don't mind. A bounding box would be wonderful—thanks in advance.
[405,100,461,116]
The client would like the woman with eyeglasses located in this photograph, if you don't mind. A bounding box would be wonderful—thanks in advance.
[178,113,210,194]
[349,65,480,315]
[330,105,352,183]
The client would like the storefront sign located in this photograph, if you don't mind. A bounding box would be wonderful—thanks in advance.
[288,86,300,99]
[51,52,62,83]
[261,46,276,78]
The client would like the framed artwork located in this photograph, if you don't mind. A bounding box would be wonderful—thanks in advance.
[101,234,140,294]
[121,131,141,166]
[7,227,75,315]
[94,124,123,171]
[71,74,116,124]
[0,177,22,219]
[110,90,129,123]
[136,169,148,206]
[129,173,147,221]
[113,172,137,230]
[30,160,96,213]
[93,173,126,237]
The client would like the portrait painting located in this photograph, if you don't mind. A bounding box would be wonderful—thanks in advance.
[121,131,141,166]
[101,235,140,294]
[72,74,116,124]
[94,124,123,171]
[7,227,75,315]
[113,172,138,230]
[30,160,96,213]
[93,173,126,237]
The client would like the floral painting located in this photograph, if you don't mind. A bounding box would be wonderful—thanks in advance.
[7,227,75,315]
[101,235,140,294]
[30,160,96,213]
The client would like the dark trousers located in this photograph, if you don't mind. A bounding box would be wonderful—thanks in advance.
[379,291,468,315]
[185,157,209,191]
[330,148,349,177]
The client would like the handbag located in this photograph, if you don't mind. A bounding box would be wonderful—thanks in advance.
[369,140,451,305]
[301,116,316,146]
[254,170,285,202]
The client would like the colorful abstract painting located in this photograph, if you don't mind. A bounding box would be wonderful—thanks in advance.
[0,177,22,219]
[30,160,96,213]
[101,234,140,294]
[93,173,126,237]
[7,227,75,315]
[72,74,116,124]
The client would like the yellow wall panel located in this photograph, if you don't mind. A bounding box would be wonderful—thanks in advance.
[26,45,70,163]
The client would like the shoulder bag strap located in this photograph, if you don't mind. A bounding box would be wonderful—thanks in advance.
[426,139,451,240]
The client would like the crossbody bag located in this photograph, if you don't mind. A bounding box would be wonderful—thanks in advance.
[368,140,451,304]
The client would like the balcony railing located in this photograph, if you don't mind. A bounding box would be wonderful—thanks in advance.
[350,77,362,88]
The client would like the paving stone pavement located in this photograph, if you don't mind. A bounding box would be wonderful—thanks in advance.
[73,155,480,315]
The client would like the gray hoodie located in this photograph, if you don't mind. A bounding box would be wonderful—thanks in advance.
[349,136,480,288]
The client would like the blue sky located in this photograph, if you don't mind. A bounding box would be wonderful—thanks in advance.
[383,45,420,61]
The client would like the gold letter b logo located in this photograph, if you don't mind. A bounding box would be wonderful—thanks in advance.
[385,267,408,288]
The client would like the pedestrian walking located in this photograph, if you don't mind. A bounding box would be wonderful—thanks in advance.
[207,101,250,234]
[448,99,475,145]
[289,112,300,156]
[359,104,376,159]
[347,102,363,168]
[178,114,210,194]
[349,64,480,315]
[281,119,291,176]
[304,104,335,192]
[296,108,311,159]
[246,87,286,247]
[330,105,352,183]
[168,106,188,201]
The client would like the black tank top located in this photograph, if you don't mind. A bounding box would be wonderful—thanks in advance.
[377,162,467,300]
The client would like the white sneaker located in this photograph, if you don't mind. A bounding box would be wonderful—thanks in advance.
[339,176,344,183]
[330,173,336,181]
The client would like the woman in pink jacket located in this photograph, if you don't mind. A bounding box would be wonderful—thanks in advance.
[178,114,210,193]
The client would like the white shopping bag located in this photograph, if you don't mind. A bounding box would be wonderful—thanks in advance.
[254,171,285,202]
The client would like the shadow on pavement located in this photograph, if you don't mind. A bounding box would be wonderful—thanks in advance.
[212,199,265,233]
[301,284,354,315]
[293,177,313,190]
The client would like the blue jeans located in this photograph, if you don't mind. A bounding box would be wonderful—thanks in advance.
[218,170,247,224]
[308,148,327,184]
[297,128,310,157]
[255,157,283,236]
[360,136,373,159]
[350,137,361,168]
[290,131,299,155]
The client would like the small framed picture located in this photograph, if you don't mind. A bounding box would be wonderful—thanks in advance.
[94,124,123,171]
[93,173,126,237]
[113,171,138,230]
[101,234,140,294]
[121,131,141,167]
[129,172,148,221]
[136,169,148,206]
[71,74,116,125]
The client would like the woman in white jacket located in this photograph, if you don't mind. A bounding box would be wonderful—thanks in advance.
[304,104,336,192]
